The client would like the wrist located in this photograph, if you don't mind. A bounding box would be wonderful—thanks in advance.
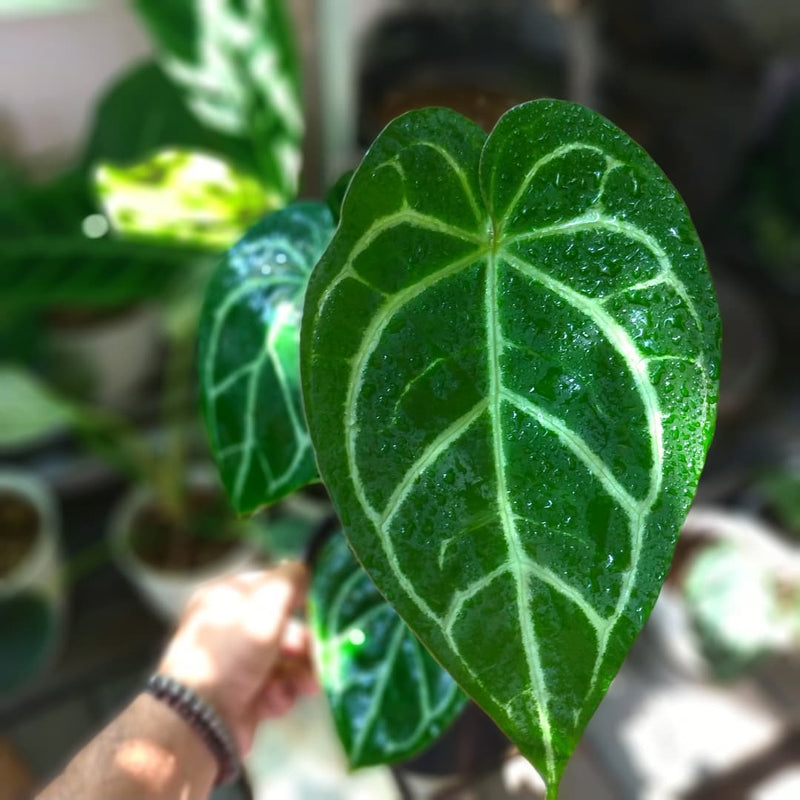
[145,674,241,785]
[156,658,251,754]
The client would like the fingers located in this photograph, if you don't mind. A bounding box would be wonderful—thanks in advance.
[242,562,309,648]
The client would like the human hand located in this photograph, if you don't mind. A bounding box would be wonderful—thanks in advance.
[157,561,318,755]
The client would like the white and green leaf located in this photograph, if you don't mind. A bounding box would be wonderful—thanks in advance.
[95,149,278,249]
[301,100,720,796]
[134,0,303,202]
[309,530,467,768]
[199,202,334,513]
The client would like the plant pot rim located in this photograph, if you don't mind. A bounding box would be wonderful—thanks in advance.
[108,464,259,583]
[0,469,59,598]
[682,505,800,581]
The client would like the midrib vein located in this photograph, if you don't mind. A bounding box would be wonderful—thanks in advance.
[485,249,557,785]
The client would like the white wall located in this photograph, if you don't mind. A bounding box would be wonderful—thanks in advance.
[0,1,151,175]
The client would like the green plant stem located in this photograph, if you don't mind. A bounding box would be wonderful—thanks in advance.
[59,539,112,586]
[159,327,197,524]
[70,404,161,489]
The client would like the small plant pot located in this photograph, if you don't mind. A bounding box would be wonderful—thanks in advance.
[393,702,514,799]
[47,305,161,412]
[647,506,800,681]
[108,466,261,623]
[0,470,64,693]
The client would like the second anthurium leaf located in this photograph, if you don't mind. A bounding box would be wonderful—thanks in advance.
[198,202,334,513]
[309,530,467,768]
[301,99,720,797]
[95,149,278,249]
[134,0,303,202]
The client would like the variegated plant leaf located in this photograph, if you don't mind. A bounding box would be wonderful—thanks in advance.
[309,530,467,768]
[301,100,720,797]
[134,0,303,202]
[95,149,278,249]
[198,202,334,513]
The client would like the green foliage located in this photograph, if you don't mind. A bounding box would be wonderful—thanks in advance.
[301,99,720,795]
[95,149,277,249]
[0,367,73,448]
[134,0,303,201]
[0,168,201,309]
[81,61,257,173]
[198,202,334,514]
[309,531,467,768]
[683,543,787,679]
[759,469,800,534]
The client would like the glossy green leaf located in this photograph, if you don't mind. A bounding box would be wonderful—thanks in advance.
[134,0,303,201]
[309,530,467,768]
[325,169,355,225]
[81,61,257,174]
[301,100,720,795]
[95,149,278,249]
[199,202,334,514]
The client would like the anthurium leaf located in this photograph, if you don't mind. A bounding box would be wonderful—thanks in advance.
[134,0,303,202]
[301,99,720,796]
[198,202,334,514]
[325,169,355,224]
[81,61,257,174]
[309,530,467,768]
[95,149,278,249]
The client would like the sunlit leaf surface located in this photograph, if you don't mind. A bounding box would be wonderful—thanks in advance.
[302,100,720,796]
[310,530,467,767]
[198,202,334,513]
[96,149,277,249]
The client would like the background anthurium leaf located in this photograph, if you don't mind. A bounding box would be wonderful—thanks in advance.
[198,202,334,514]
[95,149,278,250]
[80,61,258,174]
[134,0,303,202]
[309,529,467,768]
[301,99,720,796]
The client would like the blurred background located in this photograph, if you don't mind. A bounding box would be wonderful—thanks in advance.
[1,1,800,798]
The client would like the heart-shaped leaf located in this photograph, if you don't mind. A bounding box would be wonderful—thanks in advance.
[309,530,467,768]
[198,202,334,513]
[301,100,720,796]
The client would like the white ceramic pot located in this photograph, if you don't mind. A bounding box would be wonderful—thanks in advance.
[0,470,65,689]
[108,467,260,623]
[48,305,161,412]
[646,506,800,680]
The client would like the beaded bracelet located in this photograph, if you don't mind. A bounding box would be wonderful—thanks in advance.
[145,673,240,786]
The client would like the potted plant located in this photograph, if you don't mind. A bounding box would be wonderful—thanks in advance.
[196,91,721,799]
[0,468,64,693]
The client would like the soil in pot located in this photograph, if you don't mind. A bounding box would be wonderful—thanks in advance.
[128,488,245,572]
[0,491,40,577]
